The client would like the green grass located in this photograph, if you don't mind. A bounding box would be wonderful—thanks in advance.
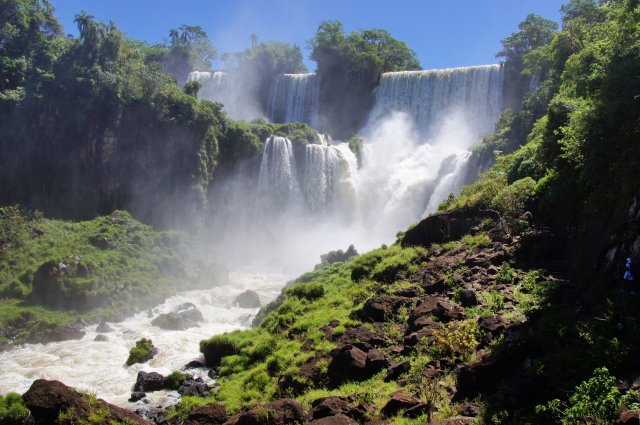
[0,208,217,346]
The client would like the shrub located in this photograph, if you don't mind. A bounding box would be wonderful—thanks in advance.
[0,392,29,424]
[430,320,479,361]
[200,334,239,367]
[126,338,156,366]
[287,282,325,301]
[495,266,516,285]
[165,371,188,390]
[536,367,639,424]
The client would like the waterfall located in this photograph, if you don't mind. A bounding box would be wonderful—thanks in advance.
[423,151,472,215]
[268,73,320,126]
[257,136,300,211]
[187,71,263,120]
[187,71,228,102]
[367,64,504,141]
[303,144,337,213]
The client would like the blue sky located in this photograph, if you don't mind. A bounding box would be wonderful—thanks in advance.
[51,0,567,71]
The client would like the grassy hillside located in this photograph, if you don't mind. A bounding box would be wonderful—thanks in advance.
[0,207,223,346]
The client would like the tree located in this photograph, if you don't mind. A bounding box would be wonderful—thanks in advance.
[497,14,559,62]
[249,33,258,46]
[308,20,420,136]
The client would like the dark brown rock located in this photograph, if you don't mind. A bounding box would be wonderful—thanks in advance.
[23,379,150,425]
[307,414,359,425]
[384,360,411,382]
[234,290,262,309]
[459,403,481,417]
[133,371,165,392]
[402,209,499,247]
[459,289,478,307]
[224,399,307,425]
[409,297,464,330]
[359,296,408,322]
[184,403,227,425]
[478,314,508,334]
[327,345,368,387]
[365,349,390,374]
[428,417,476,425]
[380,391,421,417]
[617,406,640,425]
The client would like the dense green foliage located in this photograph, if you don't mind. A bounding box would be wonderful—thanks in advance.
[309,21,420,137]
[223,41,307,112]
[537,367,638,424]
[455,0,640,232]
[0,207,220,346]
[0,392,29,424]
[126,337,155,366]
[144,24,217,85]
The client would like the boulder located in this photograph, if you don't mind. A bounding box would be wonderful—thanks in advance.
[380,391,421,417]
[358,296,408,322]
[310,395,373,422]
[225,399,307,425]
[183,360,205,369]
[402,209,499,247]
[151,312,198,330]
[184,403,227,425]
[307,414,359,425]
[478,315,508,335]
[23,379,150,425]
[365,349,390,375]
[178,377,210,396]
[234,290,262,309]
[459,403,481,417]
[459,289,478,307]
[327,345,368,387]
[385,360,411,382]
[96,322,114,333]
[133,371,165,392]
[93,334,109,342]
[129,392,146,402]
[409,297,464,330]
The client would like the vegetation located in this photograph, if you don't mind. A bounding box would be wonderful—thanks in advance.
[309,21,421,137]
[0,207,220,346]
[0,392,29,424]
[126,338,156,366]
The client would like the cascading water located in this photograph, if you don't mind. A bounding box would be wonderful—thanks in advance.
[257,136,301,211]
[0,65,506,410]
[187,71,263,120]
[267,73,320,126]
[367,64,504,139]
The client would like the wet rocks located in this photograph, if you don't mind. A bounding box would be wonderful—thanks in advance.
[129,391,146,402]
[96,322,114,333]
[233,290,262,308]
[178,376,210,397]
[151,304,204,330]
[133,371,165,392]
[23,379,150,425]
[94,334,109,342]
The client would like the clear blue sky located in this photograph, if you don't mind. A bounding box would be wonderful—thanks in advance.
[50,0,567,71]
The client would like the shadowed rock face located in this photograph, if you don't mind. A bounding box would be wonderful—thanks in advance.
[402,209,500,247]
[23,379,151,425]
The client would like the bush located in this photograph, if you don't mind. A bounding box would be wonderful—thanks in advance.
[0,392,29,424]
[164,371,188,390]
[126,338,156,366]
[200,334,239,368]
[287,282,325,301]
[536,367,638,424]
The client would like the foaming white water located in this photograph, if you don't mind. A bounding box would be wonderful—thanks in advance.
[268,73,320,126]
[257,136,301,211]
[0,270,287,406]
